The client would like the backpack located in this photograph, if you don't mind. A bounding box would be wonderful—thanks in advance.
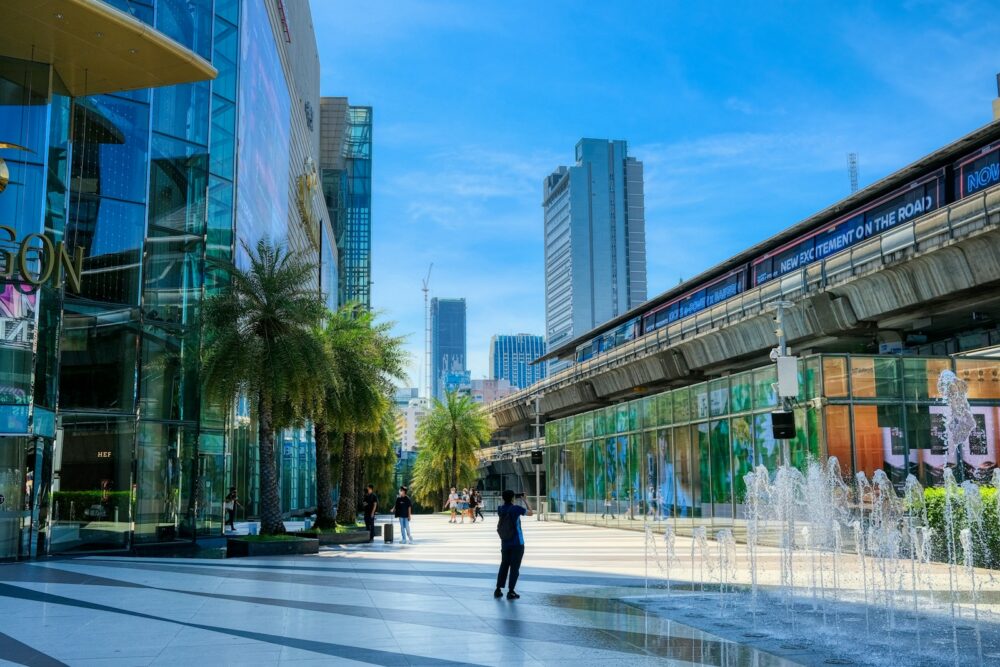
[497,509,518,542]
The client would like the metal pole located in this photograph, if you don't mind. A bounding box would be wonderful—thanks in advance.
[774,300,793,467]
[533,396,541,521]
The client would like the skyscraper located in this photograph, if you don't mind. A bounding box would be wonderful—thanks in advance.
[320,99,373,308]
[543,139,647,372]
[490,334,547,389]
[431,298,467,400]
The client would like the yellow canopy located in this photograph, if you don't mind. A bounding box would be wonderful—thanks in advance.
[0,0,216,97]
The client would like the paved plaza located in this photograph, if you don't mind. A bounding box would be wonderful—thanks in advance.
[0,515,800,667]
[2,514,999,666]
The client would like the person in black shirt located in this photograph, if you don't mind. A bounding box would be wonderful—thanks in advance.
[473,490,485,522]
[468,488,479,523]
[393,486,414,543]
[362,484,378,542]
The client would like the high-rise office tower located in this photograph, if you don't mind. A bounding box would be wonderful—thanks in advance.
[543,139,647,372]
[320,99,372,308]
[489,334,547,389]
[431,298,467,400]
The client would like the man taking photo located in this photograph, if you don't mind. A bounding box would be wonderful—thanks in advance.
[494,489,532,600]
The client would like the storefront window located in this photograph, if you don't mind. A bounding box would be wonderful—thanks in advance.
[694,383,710,420]
[673,426,697,520]
[754,412,781,472]
[730,372,753,413]
[902,357,950,401]
[696,421,711,519]
[657,391,673,426]
[709,378,729,418]
[823,356,849,397]
[853,404,905,488]
[709,419,732,519]
[956,359,1000,400]
[674,388,691,423]
[731,415,754,509]
[51,417,134,553]
[825,405,853,479]
[850,357,901,399]
[800,357,821,401]
[134,422,184,543]
[640,396,657,430]
[754,367,778,409]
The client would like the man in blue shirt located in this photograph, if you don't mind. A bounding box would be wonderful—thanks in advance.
[494,489,533,600]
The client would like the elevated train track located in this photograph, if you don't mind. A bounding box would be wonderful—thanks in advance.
[489,120,1000,437]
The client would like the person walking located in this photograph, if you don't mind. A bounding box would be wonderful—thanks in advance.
[473,490,485,522]
[393,486,414,544]
[362,484,379,543]
[223,487,241,533]
[468,488,479,523]
[446,487,459,523]
[494,489,532,600]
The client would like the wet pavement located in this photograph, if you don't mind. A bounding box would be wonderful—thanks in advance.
[0,515,795,666]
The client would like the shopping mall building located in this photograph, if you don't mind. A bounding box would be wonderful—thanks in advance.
[0,0,336,560]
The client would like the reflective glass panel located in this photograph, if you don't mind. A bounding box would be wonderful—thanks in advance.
[50,417,134,553]
[823,356,849,398]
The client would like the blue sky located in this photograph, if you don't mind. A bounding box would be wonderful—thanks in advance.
[310,0,1000,388]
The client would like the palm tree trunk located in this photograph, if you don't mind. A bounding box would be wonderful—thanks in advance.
[257,394,285,534]
[451,434,457,489]
[314,420,336,529]
[336,431,357,525]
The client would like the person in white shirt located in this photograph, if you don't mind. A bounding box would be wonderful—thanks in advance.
[446,487,460,523]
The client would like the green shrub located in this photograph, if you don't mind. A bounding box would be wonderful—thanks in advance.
[52,491,130,521]
[923,486,1000,569]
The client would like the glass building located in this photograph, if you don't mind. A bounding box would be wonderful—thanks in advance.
[431,297,467,401]
[0,0,328,560]
[543,139,647,374]
[490,334,546,390]
[542,354,1000,535]
[319,99,372,309]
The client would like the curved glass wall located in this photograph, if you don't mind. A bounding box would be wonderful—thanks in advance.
[544,354,1000,536]
[0,55,66,560]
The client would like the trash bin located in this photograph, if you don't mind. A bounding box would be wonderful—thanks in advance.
[383,522,393,543]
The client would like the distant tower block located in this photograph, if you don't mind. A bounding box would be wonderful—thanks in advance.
[847,152,859,193]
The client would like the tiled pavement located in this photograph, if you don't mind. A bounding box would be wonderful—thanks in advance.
[0,515,795,666]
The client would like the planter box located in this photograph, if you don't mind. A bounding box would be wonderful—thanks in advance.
[226,537,319,557]
[290,530,369,545]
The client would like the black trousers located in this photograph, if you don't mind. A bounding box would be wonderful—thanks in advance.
[225,509,235,531]
[496,545,525,590]
[364,514,376,541]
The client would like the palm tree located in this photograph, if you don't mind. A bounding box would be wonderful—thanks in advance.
[201,239,327,535]
[313,306,406,527]
[357,403,399,506]
[415,390,491,503]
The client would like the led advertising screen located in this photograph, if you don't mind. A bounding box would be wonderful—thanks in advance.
[235,0,291,266]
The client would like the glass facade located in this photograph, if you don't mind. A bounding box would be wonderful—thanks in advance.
[431,298,467,401]
[321,104,371,309]
[543,354,1000,535]
[1,0,325,560]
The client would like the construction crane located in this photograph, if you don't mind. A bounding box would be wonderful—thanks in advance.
[422,263,433,400]
[847,152,859,193]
